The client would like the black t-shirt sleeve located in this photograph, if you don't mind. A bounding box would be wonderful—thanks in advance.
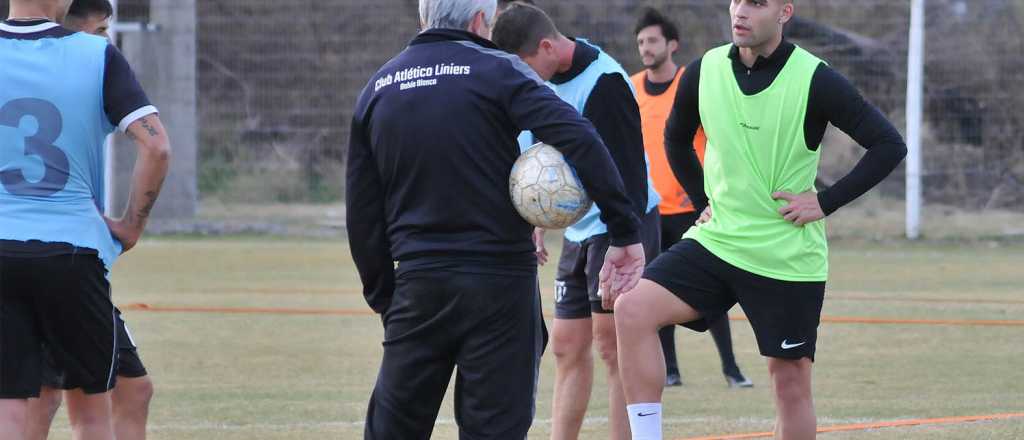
[808,64,907,215]
[104,44,156,131]
[663,58,708,210]
[582,73,648,217]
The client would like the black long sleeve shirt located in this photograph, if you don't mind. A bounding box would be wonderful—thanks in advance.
[347,29,641,314]
[550,41,649,216]
[664,40,907,215]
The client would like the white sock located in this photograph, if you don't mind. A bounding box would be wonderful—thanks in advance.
[626,403,663,440]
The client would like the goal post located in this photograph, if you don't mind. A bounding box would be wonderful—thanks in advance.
[905,0,925,239]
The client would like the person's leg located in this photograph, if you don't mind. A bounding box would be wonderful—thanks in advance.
[365,338,454,440]
[657,327,681,386]
[657,212,694,386]
[27,343,69,440]
[0,400,29,440]
[549,318,594,440]
[63,390,114,440]
[708,316,736,373]
[0,257,45,440]
[615,280,702,405]
[707,315,752,387]
[110,312,152,440]
[593,313,630,440]
[615,280,703,440]
[549,237,596,440]
[111,376,153,440]
[767,357,815,440]
[24,387,62,440]
[364,272,459,440]
[453,273,542,439]
[731,270,825,440]
[616,239,737,440]
[31,255,117,440]
[594,208,662,439]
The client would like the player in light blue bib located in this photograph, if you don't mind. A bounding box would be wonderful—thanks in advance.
[495,4,663,439]
[0,0,170,438]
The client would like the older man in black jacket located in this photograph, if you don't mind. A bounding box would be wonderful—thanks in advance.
[347,0,646,438]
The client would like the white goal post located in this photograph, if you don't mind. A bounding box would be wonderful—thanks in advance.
[905,0,925,239]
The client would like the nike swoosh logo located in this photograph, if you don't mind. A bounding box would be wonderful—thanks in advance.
[781,340,806,350]
[637,412,658,417]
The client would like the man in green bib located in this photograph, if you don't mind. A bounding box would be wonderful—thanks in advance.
[608,1,907,439]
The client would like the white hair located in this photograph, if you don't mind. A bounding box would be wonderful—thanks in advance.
[418,0,497,31]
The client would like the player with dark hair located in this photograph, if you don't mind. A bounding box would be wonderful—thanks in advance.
[612,0,906,439]
[631,6,751,389]
[493,4,661,439]
[0,0,169,438]
[349,0,645,438]
[63,0,112,37]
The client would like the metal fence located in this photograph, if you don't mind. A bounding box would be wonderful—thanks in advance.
[190,0,1024,211]
[2,0,1022,225]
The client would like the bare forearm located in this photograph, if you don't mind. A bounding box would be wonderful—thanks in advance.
[123,150,168,229]
[123,116,171,232]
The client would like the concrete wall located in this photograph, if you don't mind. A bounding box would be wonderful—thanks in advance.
[113,0,198,219]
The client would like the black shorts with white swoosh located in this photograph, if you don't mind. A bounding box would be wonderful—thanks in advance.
[644,239,826,361]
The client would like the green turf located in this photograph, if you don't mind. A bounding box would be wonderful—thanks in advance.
[42,238,1024,439]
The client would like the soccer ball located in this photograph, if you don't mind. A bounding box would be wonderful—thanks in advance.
[509,142,592,229]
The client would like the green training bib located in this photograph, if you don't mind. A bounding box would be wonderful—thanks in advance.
[684,44,828,282]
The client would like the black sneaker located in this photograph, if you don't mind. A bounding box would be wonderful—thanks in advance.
[724,371,753,388]
[665,373,683,387]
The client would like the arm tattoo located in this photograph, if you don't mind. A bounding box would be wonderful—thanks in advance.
[136,190,158,221]
[131,177,164,226]
[140,117,159,137]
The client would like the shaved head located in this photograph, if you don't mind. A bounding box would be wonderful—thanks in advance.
[9,0,75,22]
[492,2,559,56]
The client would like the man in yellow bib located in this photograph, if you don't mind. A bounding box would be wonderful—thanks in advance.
[610,1,907,439]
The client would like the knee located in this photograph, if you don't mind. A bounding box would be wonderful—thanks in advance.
[612,293,642,328]
[116,378,154,413]
[550,327,591,365]
[613,292,657,335]
[131,378,154,409]
[769,359,812,403]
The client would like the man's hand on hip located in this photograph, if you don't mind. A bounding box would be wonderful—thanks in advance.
[773,191,825,226]
[696,205,712,225]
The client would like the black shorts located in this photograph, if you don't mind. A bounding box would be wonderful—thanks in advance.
[42,308,148,389]
[0,254,118,398]
[660,211,700,251]
[554,209,661,319]
[643,239,826,360]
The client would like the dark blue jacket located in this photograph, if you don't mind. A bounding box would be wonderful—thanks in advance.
[347,29,641,314]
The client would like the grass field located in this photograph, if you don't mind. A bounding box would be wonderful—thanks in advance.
[41,235,1024,439]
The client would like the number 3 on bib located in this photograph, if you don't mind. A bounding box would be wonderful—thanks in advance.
[0,98,69,197]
